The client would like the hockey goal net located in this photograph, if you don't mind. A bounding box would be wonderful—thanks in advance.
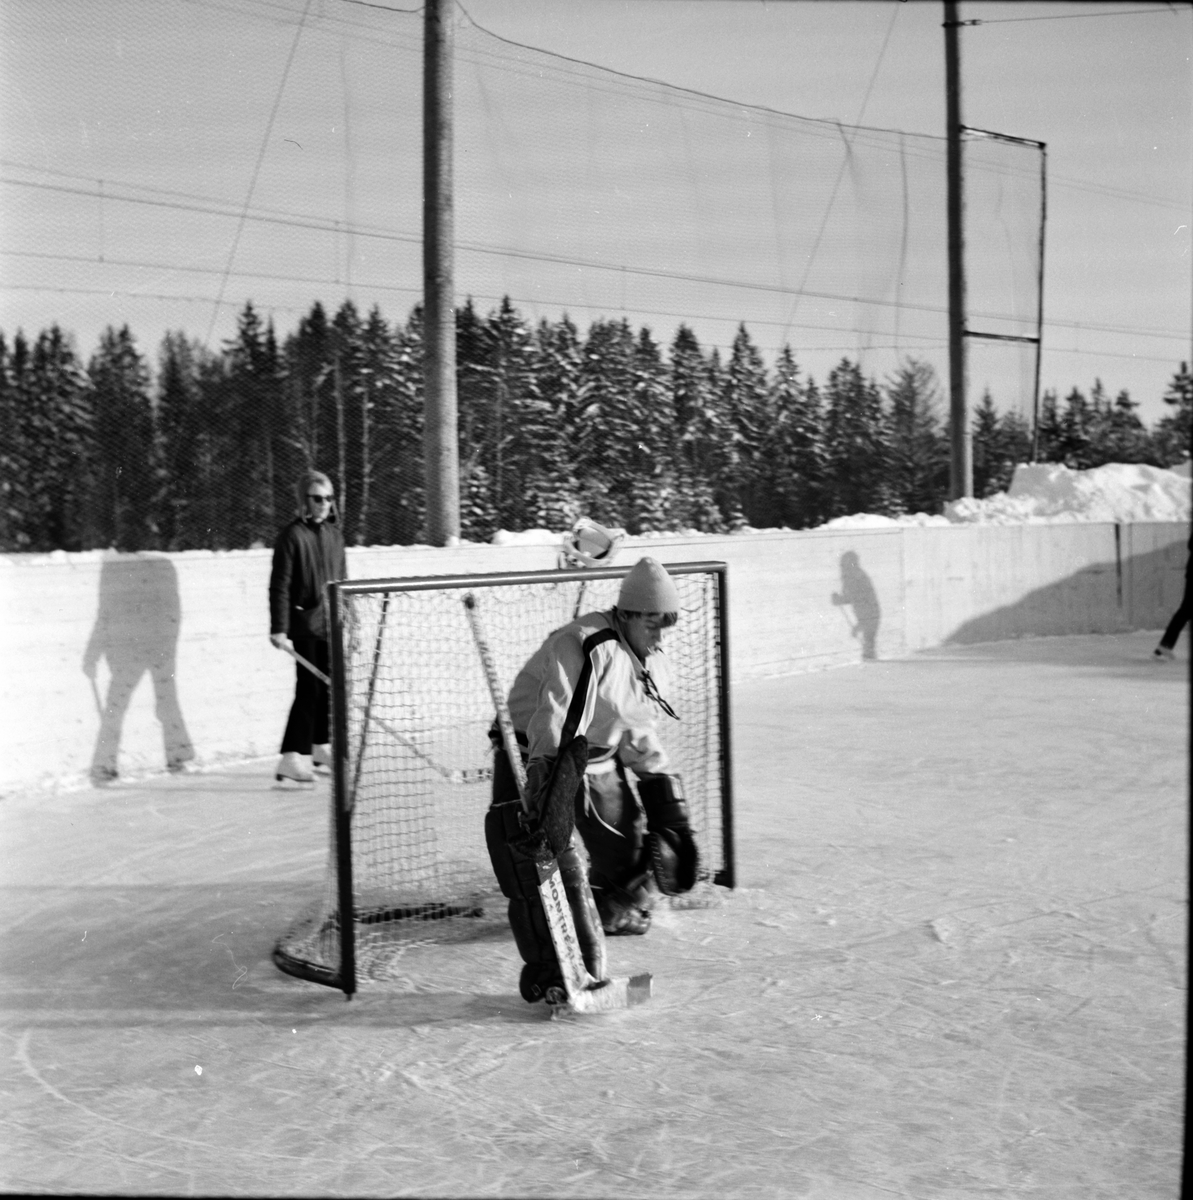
[273,560,733,995]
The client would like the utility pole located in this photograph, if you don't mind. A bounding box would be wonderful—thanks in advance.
[944,0,972,498]
[423,0,460,544]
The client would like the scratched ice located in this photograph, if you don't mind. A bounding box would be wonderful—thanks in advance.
[1,630,1185,1198]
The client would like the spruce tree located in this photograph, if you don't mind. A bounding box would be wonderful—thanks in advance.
[485,297,537,530]
[770,346,828,529]
[1087,385,1150,465]
[1057,386,1093,468]
[284,301,333,475]
[17,327,95,551]
[971,390,1004,498]
[885,358,947,515]
[576,318,638,527]
[222,303,286,547]
[1034,388,1063,462]
[384,304,427,544]
[823,357,891,518]
[0,335,19,549]
[625,325,676,533]
[157,332,215,550]
[1151,362,1192,467]
[89,326,158,550]
[720,324,771,527]
[667,325,722,532]
[528,313,584,529]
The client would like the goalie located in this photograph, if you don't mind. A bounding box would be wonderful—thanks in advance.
[486,553,699,1000]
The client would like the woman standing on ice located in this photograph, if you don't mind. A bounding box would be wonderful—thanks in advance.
[268,471,346,783]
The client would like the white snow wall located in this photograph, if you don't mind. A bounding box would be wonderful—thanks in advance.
[1,521,1187,794]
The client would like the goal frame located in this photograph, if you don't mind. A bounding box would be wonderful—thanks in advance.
[286,560,733,997]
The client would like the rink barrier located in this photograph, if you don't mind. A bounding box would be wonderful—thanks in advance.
[0,521,1187,793]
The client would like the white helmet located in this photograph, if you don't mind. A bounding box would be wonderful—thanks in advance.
[559,518,625,569]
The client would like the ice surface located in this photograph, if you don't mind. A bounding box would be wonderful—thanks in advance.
[0,631,1186,1198]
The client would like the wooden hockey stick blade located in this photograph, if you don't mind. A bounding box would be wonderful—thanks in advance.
[562,973,653,1015]
[535,858,651,1010]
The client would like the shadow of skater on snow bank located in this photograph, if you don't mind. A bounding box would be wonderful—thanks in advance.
[82,554,195,783]
[831,550,881,660]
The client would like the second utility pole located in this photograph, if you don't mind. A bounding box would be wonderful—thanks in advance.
[423,0,461,544]
[944,0,972,499]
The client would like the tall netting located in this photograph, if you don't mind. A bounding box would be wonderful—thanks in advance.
[963,129,1046,427]
[274,562,731,994]
[451,18,1033,400]
[4,2,1049,551]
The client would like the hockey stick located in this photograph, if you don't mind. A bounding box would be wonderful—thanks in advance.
[463,593,650,1015]
[277,641,488,785]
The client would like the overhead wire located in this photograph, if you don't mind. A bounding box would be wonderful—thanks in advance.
[3,0,1187,374]
[205,0,313,345]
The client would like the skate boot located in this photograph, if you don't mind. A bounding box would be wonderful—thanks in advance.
[595,887,652,936]
[276,751,314,784]
[312,743,332,772]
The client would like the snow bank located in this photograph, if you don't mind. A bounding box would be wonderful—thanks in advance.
[821,462,1191,530]
[818,512,952,531]
[946,462,1192,525]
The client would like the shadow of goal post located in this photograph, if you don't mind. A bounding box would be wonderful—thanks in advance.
[274,560,734,997]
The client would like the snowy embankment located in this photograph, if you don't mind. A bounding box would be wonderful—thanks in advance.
[492,461,1191,546]
[822,461,1192,531]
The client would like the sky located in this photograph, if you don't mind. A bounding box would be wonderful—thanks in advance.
[1,0,1189,426]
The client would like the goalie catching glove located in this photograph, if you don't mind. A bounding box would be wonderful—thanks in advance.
[637,774,699,895]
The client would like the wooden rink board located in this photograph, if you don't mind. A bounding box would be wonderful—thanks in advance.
[0,631,1185,1198]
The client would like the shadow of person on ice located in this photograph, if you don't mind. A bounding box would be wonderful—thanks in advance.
[831,550,881,661]
[82,554,195,784]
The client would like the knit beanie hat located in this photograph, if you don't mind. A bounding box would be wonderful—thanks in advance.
[617,557,680,614]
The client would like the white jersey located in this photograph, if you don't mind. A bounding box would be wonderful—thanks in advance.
[507,610,674,777]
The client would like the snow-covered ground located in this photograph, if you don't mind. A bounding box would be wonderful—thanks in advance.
[1,630,1185,1198]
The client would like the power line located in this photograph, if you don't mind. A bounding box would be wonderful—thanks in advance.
[970,6,1183,25]
[4,279,1186,372]
[0,174,1106,335]
[206,0,312,345]
[3,246,1188,345]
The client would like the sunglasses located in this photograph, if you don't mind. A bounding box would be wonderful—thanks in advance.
[307,494,334,504]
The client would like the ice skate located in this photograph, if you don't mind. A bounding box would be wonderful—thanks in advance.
[597,893,652,936]
[311,743,332,772]
[1153,645,1175,661]
[276,751,314,784]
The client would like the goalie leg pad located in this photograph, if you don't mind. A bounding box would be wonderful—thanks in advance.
[485,793,608,998]
[484,801,560,997]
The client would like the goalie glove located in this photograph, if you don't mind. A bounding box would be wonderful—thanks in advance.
[636,774,699,895]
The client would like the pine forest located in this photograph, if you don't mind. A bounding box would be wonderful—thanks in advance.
[1,298,1190,553]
